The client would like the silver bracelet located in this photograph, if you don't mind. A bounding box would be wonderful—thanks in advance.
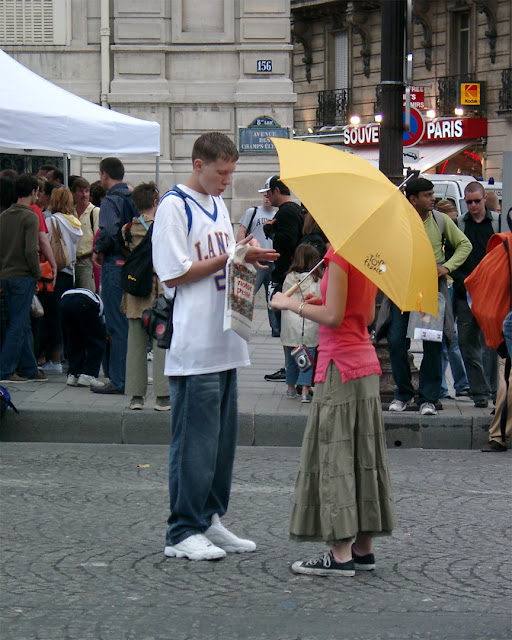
[298,301,306,317]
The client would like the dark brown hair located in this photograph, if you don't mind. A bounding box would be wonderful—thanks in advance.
[192,132,239,164]
[131,181,159,213]
[288,243,323,281]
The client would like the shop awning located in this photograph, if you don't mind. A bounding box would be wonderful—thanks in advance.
[339,141,474,173]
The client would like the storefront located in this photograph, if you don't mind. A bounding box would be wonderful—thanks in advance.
[296,114,488,178]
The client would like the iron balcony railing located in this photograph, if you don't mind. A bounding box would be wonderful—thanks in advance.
[436,74,473,115]
[499,68,512,111]
[316,88,350,127]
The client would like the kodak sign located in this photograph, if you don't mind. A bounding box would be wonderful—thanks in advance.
[459,81,486,109]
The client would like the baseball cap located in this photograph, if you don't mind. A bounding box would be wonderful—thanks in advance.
[258,175,281,193]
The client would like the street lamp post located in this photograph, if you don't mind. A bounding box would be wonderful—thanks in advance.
[379,0,406,186]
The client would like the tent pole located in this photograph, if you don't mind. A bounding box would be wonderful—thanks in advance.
[62,154,69,186]
[155,156,160,186]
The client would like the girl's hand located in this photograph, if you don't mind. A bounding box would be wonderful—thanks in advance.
[269,292,290,311]
[304,293,322,305]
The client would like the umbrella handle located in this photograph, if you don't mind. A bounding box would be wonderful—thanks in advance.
[283,283,300,297]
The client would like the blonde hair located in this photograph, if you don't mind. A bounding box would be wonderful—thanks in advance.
[49,186,75,216]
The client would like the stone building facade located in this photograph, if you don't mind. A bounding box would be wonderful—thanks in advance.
[0,0,297,220]
[291,0,512,180]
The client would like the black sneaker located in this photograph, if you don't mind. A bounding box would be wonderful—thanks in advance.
[291,550,355,577]
[455,388,471,397]
[481,440,507,452]
[474,399,489,408]
[352,547,376,571]
[264,368,286,381]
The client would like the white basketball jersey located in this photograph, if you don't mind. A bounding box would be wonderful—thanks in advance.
[152,184,250,375]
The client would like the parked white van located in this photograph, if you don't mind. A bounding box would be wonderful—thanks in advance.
[423,174,502,216]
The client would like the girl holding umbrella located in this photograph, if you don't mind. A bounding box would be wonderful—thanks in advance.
[270,246,396,577]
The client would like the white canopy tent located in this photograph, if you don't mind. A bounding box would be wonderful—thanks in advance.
[0,49,160,178]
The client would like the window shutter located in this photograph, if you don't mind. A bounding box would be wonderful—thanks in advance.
[334,31,348,89]
[0,0,68,45]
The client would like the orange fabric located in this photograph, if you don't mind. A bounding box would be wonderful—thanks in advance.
[464,233,512,349]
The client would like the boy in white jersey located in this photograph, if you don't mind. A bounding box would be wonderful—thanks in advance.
[152,132,278,561]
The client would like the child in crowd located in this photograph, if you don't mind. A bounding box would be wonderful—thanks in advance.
[280,244,323,403]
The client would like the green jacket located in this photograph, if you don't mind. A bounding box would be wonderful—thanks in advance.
[423,210,472,273]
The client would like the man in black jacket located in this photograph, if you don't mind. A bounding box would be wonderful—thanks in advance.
[451,181,500,408]
[260,176,303,380]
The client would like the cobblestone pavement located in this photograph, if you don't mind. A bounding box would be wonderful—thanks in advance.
[1,444,510,640]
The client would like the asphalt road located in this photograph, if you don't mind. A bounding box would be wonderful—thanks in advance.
[1,444,510,640]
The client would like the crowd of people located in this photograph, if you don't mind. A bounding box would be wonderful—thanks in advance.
[0,133,509,576]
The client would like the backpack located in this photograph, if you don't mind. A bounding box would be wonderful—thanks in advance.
[118,193,139,257]
[121,186,193,297]
[464,232,512,354]
[0,385,19,419]
[121,223,154,297]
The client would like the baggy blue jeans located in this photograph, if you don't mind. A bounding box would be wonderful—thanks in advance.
[255,263,279,335]
[440,326,469,396]
[166,369,239,546]
[100,256,128,389]
[0,277,39,379]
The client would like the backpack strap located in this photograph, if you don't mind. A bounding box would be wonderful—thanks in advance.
[160,186,192,234]
[245,206,258,237]
[89,206,100,236]
[432,210,446,237]
[490,211,500,234]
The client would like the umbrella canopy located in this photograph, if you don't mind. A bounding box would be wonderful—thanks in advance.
[271,138,438,316]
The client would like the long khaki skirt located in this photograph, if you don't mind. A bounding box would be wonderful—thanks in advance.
[289,362,396,545]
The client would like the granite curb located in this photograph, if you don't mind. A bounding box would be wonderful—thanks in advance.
[0,304,495,450]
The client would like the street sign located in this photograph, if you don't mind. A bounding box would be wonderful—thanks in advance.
[239,116,289,154]
[403,106,425,147]
[403,147,420,163]
[403,86,425,109]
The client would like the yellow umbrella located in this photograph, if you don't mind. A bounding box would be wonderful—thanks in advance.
[271,137,438,316]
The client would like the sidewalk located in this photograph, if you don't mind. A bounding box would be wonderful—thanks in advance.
[0,298,495,449]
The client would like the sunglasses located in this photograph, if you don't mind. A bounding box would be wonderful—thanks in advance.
[465,198,482,205]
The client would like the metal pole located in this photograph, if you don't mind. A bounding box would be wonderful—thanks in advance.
[379,0,406,186]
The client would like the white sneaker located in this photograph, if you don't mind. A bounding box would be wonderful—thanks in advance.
[66,374,78,387]
[205,514,256,553]
[389,398,413,412]
[77,374,104,388]
[420,402,437,416]
[164,534,226,561]
[40,361,63,374]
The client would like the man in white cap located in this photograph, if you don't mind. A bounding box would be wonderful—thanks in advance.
[260,175,304,381]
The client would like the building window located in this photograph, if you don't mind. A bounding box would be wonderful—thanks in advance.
[451,11,471,76]
[334,31,349,90]
[0,0,69,45]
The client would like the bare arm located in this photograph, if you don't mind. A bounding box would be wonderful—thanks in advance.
[236,225,248,242]
[164,236,278,288]
[271,261,347,328]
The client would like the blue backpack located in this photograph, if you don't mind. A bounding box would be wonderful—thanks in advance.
[0,385,18,419]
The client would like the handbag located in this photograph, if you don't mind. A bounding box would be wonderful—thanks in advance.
[30,294,44,318]
[36,261,54,293]
[49,217,71,271]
